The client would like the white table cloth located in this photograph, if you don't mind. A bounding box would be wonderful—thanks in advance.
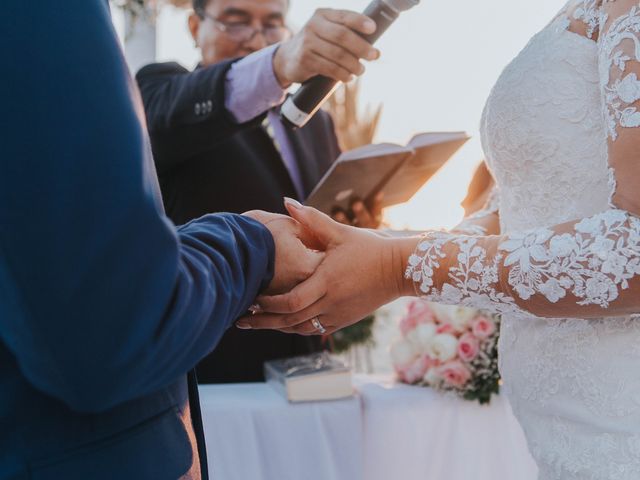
[199,375,538,480]
[356,376,538,480]
[198,382,363,480]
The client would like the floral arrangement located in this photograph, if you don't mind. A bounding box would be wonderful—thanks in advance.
[391,300,500,404]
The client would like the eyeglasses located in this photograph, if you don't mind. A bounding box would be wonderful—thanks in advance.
[197,11,288,44]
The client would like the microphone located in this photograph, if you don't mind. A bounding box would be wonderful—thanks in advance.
[280,0,420,129]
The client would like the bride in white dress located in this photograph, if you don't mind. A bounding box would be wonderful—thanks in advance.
[240,1,640,477]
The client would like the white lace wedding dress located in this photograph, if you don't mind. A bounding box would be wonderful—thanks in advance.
[405,1,640,478]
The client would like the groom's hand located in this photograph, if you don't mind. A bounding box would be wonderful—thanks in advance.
[237,200,418,334]
[243,210,324,296]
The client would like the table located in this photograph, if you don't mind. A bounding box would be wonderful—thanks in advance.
[199,375,538,480]
[198,382,363,480]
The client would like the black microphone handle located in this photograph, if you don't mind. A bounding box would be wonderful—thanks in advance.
[281,0,401,129]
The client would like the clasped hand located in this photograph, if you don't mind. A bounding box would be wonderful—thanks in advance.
[241,199,419,335]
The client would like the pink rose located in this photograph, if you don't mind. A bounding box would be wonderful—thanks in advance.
[398,354,430,384]
[436,323,454,334]
[457,333,480,362]
[471,315,496,339]
[437,360,471,388]
[400,300,436,336]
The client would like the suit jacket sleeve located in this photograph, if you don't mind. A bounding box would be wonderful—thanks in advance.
[136,60,265,175]
[0,0,274,413]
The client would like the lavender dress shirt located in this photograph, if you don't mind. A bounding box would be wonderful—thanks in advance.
[224,45,306,199]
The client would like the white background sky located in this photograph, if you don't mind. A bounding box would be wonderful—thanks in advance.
[117,0,563,230]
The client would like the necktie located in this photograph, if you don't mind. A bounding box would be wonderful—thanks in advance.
[262,111,305,199]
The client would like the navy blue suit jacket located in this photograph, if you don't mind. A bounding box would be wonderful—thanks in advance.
[0,2,275,478]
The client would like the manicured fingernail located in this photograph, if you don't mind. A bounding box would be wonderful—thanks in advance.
[249,303,262,315]
[284,197,303,209]
[364,19,376,32]
[236,322,252,330]
[366,49,379,61]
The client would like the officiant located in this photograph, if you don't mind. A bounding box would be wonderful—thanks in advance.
[137,0,383,383]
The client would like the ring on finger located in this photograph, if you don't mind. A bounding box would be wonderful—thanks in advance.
[310,316,327,334]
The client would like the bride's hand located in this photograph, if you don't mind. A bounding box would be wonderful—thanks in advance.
[237,200,419,334]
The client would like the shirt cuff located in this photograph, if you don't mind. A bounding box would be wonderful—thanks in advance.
[224,44,287,124]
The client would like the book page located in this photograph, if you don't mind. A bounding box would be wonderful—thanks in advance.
[380,132,469,207]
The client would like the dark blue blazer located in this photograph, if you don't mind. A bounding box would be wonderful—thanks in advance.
[0,2,275,479]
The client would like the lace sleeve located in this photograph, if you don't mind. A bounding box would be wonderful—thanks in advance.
[405,0,640,320]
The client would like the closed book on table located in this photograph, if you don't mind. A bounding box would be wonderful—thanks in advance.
[264,352,353,402]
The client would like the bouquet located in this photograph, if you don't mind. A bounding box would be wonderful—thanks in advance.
[390,300,500,404]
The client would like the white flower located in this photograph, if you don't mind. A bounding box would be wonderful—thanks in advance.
[406,323,437,351]
[448,307,477,331]
[501,229,553,271]
[601,251,628,278]
[428,303,454,319]
[423,368,441,386]
[626,257,640,275]
[407,254,422,268]
[539,278,567,303]
[427,334,458,362]
[390,339,417,368]
[615,73,640,104]
[620,107,640,128]
[584,277,617,305]
[589,236,616,260]
[470,260,484,274]
[576,215,603,234]
[514,283,535,300]
[549,234,578,258]
[466,278,481,291]
[603,209,628,227]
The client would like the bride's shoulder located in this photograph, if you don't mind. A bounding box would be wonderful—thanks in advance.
[556,0,639,43]
[557,0,603,41]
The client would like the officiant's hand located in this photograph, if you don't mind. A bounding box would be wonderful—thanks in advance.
[332,193,384,229]
[273,9,381,88]
[237,200,418,334]
[243,210,324,296]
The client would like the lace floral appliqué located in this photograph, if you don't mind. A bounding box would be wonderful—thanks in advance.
[573,0,602,38]
[599,4,640,139]
[406,210,640,315]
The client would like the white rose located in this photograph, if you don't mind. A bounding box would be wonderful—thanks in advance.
[390,338,417,368]
[449,307,476,331]
[429,303,455,319]
[427,334,459,362]
[423,368,441,386]
[616,73,640,104]
[407,323,437,351]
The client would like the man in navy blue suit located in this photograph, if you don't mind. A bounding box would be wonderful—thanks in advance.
[0,2,322,478]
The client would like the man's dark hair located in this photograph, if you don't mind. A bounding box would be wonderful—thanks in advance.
[193,0,208,16]
[192,0,289,16]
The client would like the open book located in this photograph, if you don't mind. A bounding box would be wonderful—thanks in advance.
[305,131,469,214]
